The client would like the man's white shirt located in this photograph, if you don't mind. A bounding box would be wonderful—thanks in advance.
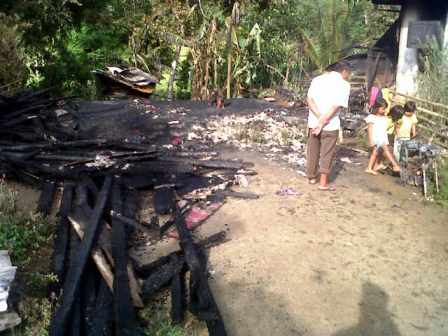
[307,71,351,131]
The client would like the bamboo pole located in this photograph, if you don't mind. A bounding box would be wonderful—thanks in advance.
[395,92,448,111]
[417,124,448,141]
[417,106,448,121]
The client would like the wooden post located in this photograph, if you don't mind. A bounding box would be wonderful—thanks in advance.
[444,10,448,48]
[396,1,419,95]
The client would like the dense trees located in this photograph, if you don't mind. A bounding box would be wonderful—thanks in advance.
[0,0,395,99]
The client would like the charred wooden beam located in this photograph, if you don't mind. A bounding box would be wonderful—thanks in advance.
[68,214,114,292]
[80,261,98,335]
[136,231,228,279]
[173,208,227,336]
[141,253,185,300]
[110,180,140,336]
[154,186,176,215]
[50,181,74,294]
[37,180,57,215]
[110,211,158,236]
[87,280,113,336]
[170,268,187,324]
[49,175,112,336]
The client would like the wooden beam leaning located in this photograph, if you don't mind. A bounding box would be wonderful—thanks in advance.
[173,207,227,336]
[67,215,114,291]
[50,181,74,294]
[49,175,112,336]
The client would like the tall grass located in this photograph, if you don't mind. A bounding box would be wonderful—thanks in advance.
[417,42,448,105]
[417,43,448,205]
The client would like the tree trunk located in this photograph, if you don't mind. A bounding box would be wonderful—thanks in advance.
[167,45,182,101]
[214,58,218,89]
[226,20,233,99]
[283,60,291,87]
[203,58,211,100]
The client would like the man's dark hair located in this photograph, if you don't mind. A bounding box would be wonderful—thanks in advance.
[390,105,405,122]
[404,101,417,113]
[332,60,352,73]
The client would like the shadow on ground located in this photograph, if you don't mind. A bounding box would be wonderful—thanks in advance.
[332,281,401,336]
[212,277,308,336]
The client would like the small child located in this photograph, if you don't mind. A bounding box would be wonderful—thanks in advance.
[394,101,418,162]
[365,98,401,175]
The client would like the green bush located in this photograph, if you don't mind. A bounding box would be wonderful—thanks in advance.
[0,182,51,265]
[435,161,448,205]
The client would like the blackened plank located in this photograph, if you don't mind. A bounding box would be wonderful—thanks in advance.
[87,279,113,336]
[37,180,57,215]
[110,211,158,236]
[69,295,82,336]
[50,181,74,294]
[81,261,98,335]
[170,268,186,324]
[111,180,140,336]
[154,187,175,215]
[49,175,112,336]
[173,209,227,336]
[141,254,185,300]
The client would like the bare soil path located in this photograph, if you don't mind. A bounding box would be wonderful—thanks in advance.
[206,149,448,336]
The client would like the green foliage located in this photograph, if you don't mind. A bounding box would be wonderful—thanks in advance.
[0,182,51,265]
[15,297,53,336]
[0,0,397,98]
[418,43,448,105]
[144,320,186,336]
[434,161,448,206]
[0,14,26,93]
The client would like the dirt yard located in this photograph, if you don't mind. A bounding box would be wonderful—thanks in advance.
[205,149,448,336]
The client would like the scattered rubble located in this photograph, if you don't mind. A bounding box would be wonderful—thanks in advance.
[0,90,264,336]
[193,108,309,173]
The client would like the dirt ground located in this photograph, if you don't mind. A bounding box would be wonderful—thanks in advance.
[204,149,448,336]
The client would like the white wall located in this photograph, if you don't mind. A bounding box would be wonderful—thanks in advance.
[396,3,419,95]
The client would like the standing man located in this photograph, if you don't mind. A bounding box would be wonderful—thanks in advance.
[306,61,351,190]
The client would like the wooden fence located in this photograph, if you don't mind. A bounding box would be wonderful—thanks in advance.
[393,92,448,149]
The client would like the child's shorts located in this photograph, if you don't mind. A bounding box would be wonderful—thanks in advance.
[372,137,389,148]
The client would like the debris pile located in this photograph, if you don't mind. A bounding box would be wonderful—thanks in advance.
[194,109,308,171]
[0,90,259,335]
[398,139,445,199]
[93,66,159,98]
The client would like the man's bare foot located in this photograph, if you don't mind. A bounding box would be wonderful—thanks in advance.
[392,166,401,173]
[365,168,378,175]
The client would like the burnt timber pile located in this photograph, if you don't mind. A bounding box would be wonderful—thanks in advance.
[0,90,258,335]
